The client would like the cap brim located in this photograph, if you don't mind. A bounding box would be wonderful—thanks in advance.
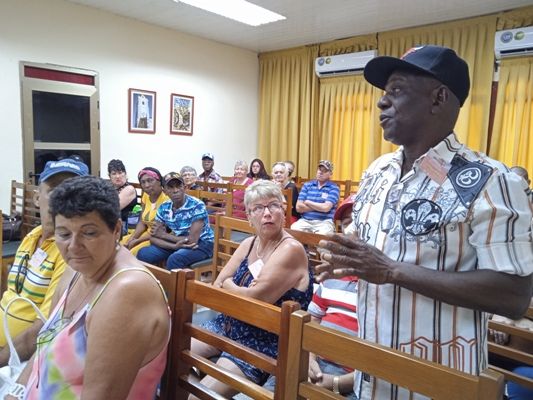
[364,56,436,90]
[164,178,184,186]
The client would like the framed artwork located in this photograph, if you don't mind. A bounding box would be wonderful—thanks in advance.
[170,93,194,135]
[128,88,156,134]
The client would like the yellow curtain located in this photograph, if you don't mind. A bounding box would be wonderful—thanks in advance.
[258,46,318,178]
[490,58,533,175]
[378,15,497,153]
[496,6,533,30]
[316,34,379,181]
[319,76,380,181]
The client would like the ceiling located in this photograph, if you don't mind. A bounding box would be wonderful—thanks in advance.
[66,0,533,53]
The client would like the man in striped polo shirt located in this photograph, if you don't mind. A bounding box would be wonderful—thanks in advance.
[292,160,340,234]
[317,45,533,400]
[0,158,88,366]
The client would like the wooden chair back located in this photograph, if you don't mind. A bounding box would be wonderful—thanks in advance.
[21,183,40,237]
[488,310,533,390]
[212,215,255,280]
[198,190,233,219]
[10,181,25,216]
[173,269,301,400]
[288,310,504,400]
[296,178,353,200]
[198,181,229,193]
[131,182,144,204]
[140,262,179,400]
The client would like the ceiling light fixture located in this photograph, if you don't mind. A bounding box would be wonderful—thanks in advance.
[174,0,286,27]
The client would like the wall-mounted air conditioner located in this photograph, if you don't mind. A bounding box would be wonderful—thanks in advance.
[495,26,533,59]
[315,50,377,77]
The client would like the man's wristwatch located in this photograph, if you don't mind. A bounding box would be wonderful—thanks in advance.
[7,383,26,400]
[332,375,341,394]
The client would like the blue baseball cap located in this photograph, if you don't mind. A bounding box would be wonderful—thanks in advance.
[39,158,89,184]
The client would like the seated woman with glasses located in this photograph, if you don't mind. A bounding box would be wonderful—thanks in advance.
[19,176,171,400]
[122,167,168,256]
[190,180,313,399]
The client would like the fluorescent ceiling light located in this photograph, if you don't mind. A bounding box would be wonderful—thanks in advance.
[175,0,286,26]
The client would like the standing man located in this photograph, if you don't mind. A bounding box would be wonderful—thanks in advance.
[0,158,88,365]
[317,45,532,399]
[291,160,340,234]
[137,172,214,269]
[198,152,224,193]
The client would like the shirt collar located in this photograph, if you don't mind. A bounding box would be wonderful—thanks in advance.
[386,132,462,169]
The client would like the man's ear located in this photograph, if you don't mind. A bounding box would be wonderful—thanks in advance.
[431,86,449,113]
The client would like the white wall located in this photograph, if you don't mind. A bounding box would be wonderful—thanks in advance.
[0,0,259,211]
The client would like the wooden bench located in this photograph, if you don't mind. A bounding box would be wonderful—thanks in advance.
[140,262,179,400]
[172,269,301,399]
[488,308,533,390]
[288,310,504,400]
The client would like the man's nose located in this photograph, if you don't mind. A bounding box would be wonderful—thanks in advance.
[377,94,390,109]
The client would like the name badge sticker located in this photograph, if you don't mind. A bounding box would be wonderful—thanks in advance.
[29,248,47,268]
[248,258,264,279]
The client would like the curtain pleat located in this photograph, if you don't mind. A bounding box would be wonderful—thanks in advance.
[490,58,533,176]
[258,46,318,178]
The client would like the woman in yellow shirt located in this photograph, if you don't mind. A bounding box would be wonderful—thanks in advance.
[122,167,168,255]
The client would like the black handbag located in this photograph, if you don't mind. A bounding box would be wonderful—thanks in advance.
[2,213,22,242]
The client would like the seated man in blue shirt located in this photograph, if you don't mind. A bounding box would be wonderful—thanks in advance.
[137,172,214,269]
[291,160,340,234]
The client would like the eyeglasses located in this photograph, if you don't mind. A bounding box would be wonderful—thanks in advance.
[14,253,29,294]
[249,202,283,216]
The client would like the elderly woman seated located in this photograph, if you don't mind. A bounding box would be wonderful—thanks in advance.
[122,167,169,255]
[272,161,300,224]
[229,160,253,219]
[18,176,170,400]
[180,165,201,190]
[189,180,313,399]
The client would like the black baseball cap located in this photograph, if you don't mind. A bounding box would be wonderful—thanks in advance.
[163,172,184,186]
[364,45,470,106]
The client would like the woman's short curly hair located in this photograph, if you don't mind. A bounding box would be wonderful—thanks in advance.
[49,176,120,231]
[107,159,126,174]
[244,180,284,212]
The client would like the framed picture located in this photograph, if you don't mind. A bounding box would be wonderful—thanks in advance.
[128,88,156,134]
[170,93,194,135]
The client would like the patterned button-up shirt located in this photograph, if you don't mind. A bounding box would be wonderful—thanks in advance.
[352,133,533,400]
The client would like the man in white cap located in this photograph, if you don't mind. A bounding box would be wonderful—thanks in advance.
[291,160,340,234]
[198,152,224,193]
[317,45,532,399]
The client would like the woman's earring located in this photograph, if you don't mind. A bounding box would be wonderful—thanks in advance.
[115,240,120,250]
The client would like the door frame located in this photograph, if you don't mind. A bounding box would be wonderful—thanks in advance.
[20,61,100,182]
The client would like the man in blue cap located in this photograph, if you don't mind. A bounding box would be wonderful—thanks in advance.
[317,45,532,399]
[0,158,88,367]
